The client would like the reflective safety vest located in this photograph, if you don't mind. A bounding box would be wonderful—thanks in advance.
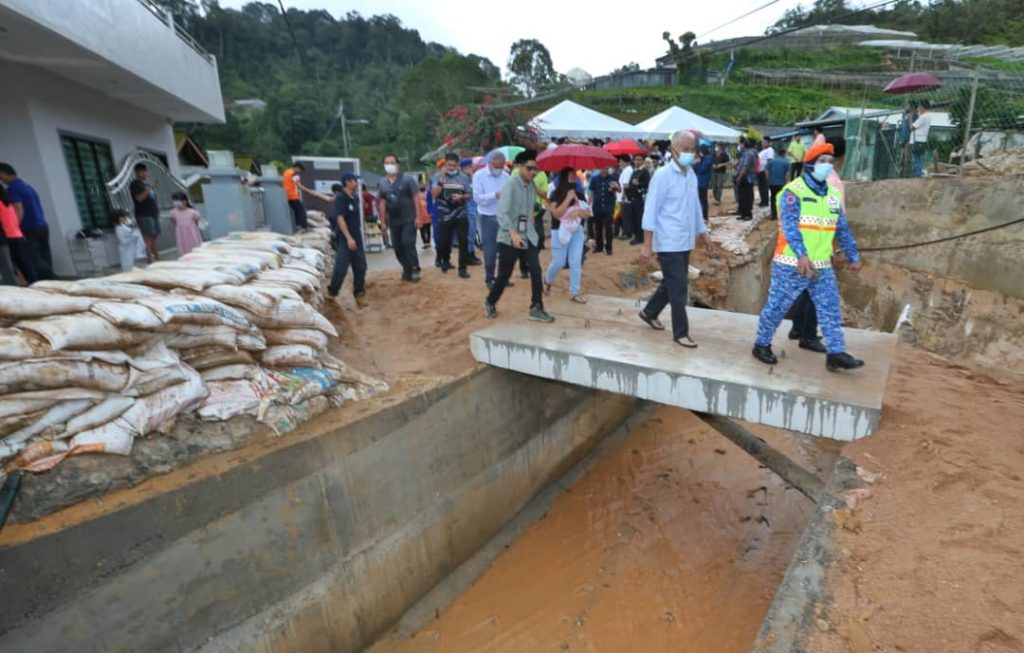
[773,176,842,269]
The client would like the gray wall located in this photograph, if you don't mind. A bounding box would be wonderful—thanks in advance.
[0,369,637,653]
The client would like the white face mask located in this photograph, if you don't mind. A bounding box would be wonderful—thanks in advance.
[172,200,184,209]
[384,163,398,175]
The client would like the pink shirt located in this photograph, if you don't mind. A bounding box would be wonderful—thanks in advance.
[170,207,203,256]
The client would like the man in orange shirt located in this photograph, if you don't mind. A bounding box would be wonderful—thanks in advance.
[283,162,319,231]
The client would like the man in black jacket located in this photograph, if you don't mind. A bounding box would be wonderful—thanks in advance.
[626,153,650,245]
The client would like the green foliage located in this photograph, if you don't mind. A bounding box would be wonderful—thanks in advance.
[947,83,1024,151]
[705,47,882,76]
[507,39,559,97]
[963,57,1024,73]
[397,55,494,149]
[436,99,539,153]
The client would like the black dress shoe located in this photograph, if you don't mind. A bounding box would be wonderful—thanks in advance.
[752,344,777,365]
[468,256,482,266]
[788,329,802,340]
[799,337,827,353]
[826,352,865,372]
[458,268,470,279]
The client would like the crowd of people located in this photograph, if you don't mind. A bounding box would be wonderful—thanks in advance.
[323,127,867,372]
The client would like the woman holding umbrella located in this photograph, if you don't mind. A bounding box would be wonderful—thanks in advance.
[544,168,591,304]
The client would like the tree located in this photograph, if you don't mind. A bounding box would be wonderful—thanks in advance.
[663,31,704,86]
[436,96,539,153]
[507,39,559,97]
[614,62,641,74]
[397,54,493,150]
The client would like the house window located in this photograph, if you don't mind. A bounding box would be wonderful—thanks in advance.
[60,134,116,230]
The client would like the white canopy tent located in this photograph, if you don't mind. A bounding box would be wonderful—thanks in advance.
[635,106,743,142]
[529,100,644,140]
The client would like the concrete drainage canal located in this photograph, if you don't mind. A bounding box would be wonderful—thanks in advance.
[0,364,841,653]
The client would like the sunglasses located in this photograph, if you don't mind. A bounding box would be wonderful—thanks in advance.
[524,165,539,172]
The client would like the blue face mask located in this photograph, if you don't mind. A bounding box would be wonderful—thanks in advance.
[675,152,695,167]
[812,162,834,181]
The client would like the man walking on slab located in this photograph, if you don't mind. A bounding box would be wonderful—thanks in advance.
[483,150,554,323]
[752,142,865,372]
[638,130,717,349]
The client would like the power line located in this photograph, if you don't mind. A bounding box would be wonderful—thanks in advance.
[859,216,1024,252]
[696,0,784,40]
[276,0,301,56]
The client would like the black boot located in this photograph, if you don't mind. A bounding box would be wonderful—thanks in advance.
[799,337,827,353]
[752,344,777,365]
[826,352,864,372]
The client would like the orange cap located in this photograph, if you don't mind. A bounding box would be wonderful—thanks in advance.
[804,142,834,163]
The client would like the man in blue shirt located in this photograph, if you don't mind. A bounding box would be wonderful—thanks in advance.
[734,140,757,221]
[693,144,714,223]
[0,163,53,279]
[472,151,509,289]
[587,167,619,255]
[766,151,792,221]
[637,130,717,349]
[431,152,473,278]
[328,173,367,307]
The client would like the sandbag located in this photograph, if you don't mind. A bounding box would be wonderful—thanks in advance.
[263,328,328,352]
[265,367,335,405]
[209,237,291,254]
[0,357,134,394]
[161,327,266,351]
[132,366,207,433]
[148,261,258,284]
[136,295,252,330]
[107,268,240,291]
[180,346,256,371]
[0,401,55,423]
[259,344,321,368]
[35,279,161,300]
[60,395,135,440]
[186,248,283,269]
[18,313,151,351]
[0,400,92,459]
[201,364,263,382]
[203,284,279,316]
[244,300,337,336]
[259,396,329,435]
[254,268,319,295]
[0,328,54,360]
[0,287,95,319]
[198,379,265,421]
[91,302,166,330]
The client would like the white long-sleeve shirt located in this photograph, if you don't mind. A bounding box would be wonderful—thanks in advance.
[642,162,706,253]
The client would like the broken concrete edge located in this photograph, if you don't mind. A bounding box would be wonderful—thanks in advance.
[378,401,657,643]
[750,455,863,653]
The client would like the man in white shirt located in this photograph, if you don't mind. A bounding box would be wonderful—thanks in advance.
[616,157,634,240]
[757,137,775,207]
[910,99,933,177]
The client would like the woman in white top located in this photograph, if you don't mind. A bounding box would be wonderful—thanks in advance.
[544,168,590,303]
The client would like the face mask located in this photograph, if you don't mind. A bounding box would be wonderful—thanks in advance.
[606,168,614,175]
[675,152,695,167]
[172,201,183,209]
[812,162,834,181]
[384,164,398,175]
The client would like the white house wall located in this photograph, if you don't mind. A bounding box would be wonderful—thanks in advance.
[0,60,178,277]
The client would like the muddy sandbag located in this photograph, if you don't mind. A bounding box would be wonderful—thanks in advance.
[149,261,259,284]
[181,346,256,371]
[201,364,264,382]
[59,395,135,440]
[245,300,337,336]
[198,378,268,421]
[137,295,252,330]
[254,268,320,295]
[91,302,166,330]
[0,287,95,319]
[10,418,137,472]
[0,328,54,360]
[161,326,266,351]
[107,268,240,292]
[285,250,325,272]
[0,400,93,461]
[35,279,161,301]
[209,237,291,255]
[131,365,207,434]
[186,248,283,269]
[0,403,53,427]
[203,284,279,316]
[263,328,328,352]
[264,367,335,405]
[18,313,150,351]
[259,395,329,435]
[0,357,135,394]
[260,344,321,368]
[322,354,389,399]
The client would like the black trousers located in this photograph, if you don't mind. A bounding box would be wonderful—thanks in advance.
[791,162,803,180]
[643,250,691,340]
[616,201,632,237]
[757,171,769,206]
[769,185,784,220]
[737,179,755,219]
[388,221,420,277]
[23,225,53,279]
[419,224,431,245]
[437,216,469,270]
[488,242,543,309]
[328,238,367,297]
[288,199,307,230]
[7,237,37,285]
[628,198,645,241]
[592,210,613,253]
[698,187,709,222]
[790,290,819,340]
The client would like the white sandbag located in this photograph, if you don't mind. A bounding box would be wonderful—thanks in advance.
[322,353,390,397]
[69,419,136,455]
[209,237,291,254]
[286,248,325,272]
[0,399,57,422]
[161,326,266,351]
[132,365,207,433]
[91,302,166,330]
[259,395,329,435]
[201,364,263,382]
[263,328,328,352]
[60,395,135,440]
[255,268,319,294]
[187,248,283,269]
[36,279,162,301]
[181,347,256,371]
[198,379,265,421]
[107,268,239,291]
[18,313,150,351]
[148,261,257,284]
[0,357,134,394]
[264,367,335,405]
[203,284,279,316]
[246,300,337,336]
[0,399,93,459]
[0,328,54,360]
[260,345,320,368]
[136,295,252,330]
[0,287,95,318]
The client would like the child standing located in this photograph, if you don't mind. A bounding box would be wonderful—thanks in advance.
[169,191,203,256]
[113,209,146,271]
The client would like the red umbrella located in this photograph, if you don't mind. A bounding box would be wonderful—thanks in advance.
[536,144,618,172]
[884,72,941,94]
[603,139,648,156]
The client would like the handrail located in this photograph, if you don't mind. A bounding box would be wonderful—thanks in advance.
[135,0,214,63]
[106,150,190,215]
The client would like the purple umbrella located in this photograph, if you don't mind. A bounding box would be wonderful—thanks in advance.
[883,72,941,95]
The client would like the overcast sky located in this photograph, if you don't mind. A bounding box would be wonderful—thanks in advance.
[219,0,813,77]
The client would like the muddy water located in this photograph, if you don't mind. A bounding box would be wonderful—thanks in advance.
[368,407,823,653]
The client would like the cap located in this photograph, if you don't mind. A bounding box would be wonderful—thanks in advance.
[340,172,361,183]
[803,142,835,163]
[459,158,473,168]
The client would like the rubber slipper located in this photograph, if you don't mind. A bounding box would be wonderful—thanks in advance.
[675,337,698,349]
[639,310,665,331]
[571,295,587,304]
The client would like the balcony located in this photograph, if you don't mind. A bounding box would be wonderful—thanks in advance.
[0,0,224,122]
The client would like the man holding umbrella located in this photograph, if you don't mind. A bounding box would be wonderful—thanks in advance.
[637,130,717,349]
